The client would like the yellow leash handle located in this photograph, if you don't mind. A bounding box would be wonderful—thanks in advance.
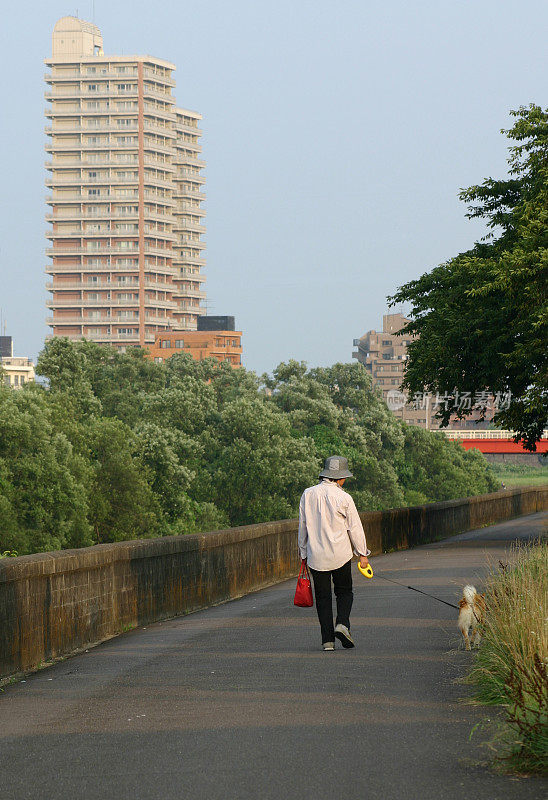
[357,561,373,579]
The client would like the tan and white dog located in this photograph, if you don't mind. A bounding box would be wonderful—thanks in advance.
[457,585,486,650]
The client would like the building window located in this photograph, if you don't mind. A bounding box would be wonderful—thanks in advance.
[154,357,163,363]
[174,340,185,348]
[160,340,171,349]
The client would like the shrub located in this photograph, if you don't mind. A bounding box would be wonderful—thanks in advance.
[468,542,547,773]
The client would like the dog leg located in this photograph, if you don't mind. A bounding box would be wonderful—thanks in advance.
[472,629,481,648]
[461,629,471,650]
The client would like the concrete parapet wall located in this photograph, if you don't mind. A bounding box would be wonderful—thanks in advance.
[1,486,546,680]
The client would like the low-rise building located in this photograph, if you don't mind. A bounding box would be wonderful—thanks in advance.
[0,339,35,388]
[147,316,242,367]
[353,313,495,430]
[353,312,438,427]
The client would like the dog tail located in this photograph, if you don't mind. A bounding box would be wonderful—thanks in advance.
[463,585,477,604]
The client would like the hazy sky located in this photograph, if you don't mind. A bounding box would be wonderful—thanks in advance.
[1,1,546,375]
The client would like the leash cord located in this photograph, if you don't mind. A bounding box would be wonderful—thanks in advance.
[374,573,459,611]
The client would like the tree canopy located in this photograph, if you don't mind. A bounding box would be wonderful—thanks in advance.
[389,105,548,449]
[0,339,497,555]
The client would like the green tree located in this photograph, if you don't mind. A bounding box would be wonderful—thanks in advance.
[206,396,318,525]
[394,426,498,504]
[389,105,548,449]
[85,417,162,543]
[265,361,406,510]
[1,338,498,556]
[0,387,92,554]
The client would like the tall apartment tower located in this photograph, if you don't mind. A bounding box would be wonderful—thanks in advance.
[45,16,206,349]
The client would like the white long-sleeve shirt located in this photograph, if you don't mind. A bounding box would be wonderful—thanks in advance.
[298,479,370,571]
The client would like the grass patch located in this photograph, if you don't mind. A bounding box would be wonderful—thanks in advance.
[467,541,547,774]
[488,462,548,488]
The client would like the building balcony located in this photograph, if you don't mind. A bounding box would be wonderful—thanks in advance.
[46,211,139,222]
[143,68,175,87]
[173,156,206,169]
[174,140,202,153]
[175,121,202,136]
[141,176,174,191]
[47,299,138,308]
[172,221,206,235]
[46,316,110,325]
[45,333,156,345]
[46,159,139,169]
[45,88,142,100]
[144,229,177,241]
[143,139,176,157]
[53,295,173,307]
[143,315,175,325]
[173,189,206,202]
[45,262,144,274]
[143,244,174,257]
[143,103,175,122]
[48,123,140,133]
[142,211,174,225]
[143,85,175,103]
[143,121,176,138]
[174,265,206,278]
[176,171,205,185]
[46,193,137,203]
[45,70,139,82]
[46,141,139,153]
[172,287,207,300]
[174,203,206,217]
[46,228,142,238]
[46,176,140,186]
[178,238,205,250]
[173,301,203,313]
[47,107,139,118]
[143,192,176,207]
[46,279,173,291]
[172,258,206,271]
[144,157,176,173]
[47,246,139,257]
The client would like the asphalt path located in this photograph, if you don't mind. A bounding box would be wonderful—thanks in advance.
[1,511,547,800]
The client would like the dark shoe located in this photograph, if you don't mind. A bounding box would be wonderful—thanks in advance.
[334,623,354,648]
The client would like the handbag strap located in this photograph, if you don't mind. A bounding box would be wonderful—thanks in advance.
[299,560,310,581]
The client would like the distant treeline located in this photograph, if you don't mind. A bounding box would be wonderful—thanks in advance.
[0,339,498,555]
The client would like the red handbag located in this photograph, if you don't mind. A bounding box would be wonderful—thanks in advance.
[294,559,314,607]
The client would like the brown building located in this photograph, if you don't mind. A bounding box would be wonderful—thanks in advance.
[148,329,242,368]
[353,313,441,428]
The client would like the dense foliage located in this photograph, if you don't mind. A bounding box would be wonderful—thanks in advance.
[389,105,548,449]
[0,339,497,554]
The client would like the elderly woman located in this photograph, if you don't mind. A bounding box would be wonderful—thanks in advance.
[298,456,371,651]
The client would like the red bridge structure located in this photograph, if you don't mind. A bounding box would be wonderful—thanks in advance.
[443,429,548,464]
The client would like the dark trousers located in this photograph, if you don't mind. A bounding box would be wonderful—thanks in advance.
[309,560,353,644]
